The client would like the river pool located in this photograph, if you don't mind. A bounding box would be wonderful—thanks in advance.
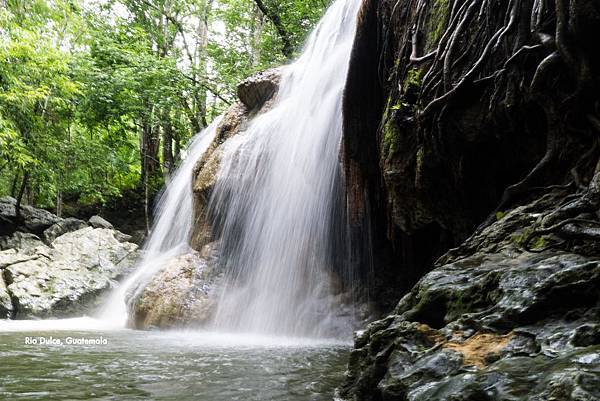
[0,321,350,400]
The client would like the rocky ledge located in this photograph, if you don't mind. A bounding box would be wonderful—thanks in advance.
[0,197,138,319]
[339,188,600,400]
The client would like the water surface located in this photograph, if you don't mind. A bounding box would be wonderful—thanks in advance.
[0,328,349,400]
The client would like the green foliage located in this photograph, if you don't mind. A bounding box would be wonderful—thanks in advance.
[382,100,401,157]
[0,0,329,212]
[209,0,330,99]
[403,67,423,92]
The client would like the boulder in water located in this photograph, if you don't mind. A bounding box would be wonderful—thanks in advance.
[0,226,138,318]
[130,244,222,330]
[339,197,600,400]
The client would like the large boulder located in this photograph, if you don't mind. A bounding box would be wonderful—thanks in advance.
[339,192,600,400]
[0,226,138,318]
[130,243,222,329]
[0,196,62,235]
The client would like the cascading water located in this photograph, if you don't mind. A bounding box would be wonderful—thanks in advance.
[100,117,221,326]
[208,0,362,337]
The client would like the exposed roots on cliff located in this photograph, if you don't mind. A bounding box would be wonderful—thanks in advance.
[523,161,600,253]
[378,0,600,236]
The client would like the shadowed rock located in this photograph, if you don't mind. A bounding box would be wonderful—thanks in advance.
[339,194,600,400]
[236,67,281,110]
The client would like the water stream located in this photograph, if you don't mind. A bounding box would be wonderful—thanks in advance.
[100,116,221,327]
[209,0,362,338]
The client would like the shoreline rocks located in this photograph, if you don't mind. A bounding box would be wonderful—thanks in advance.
[0,201,139,319]
[338,195,600,400]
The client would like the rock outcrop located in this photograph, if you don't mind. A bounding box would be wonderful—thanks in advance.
[342,0,600,311]
[130,243,222,330]
[0,204,138,319]
[0,196,62,236]
[124,68,282,329]
[236,67,281,110]
[339,189,600,400]
[191,68,281,250]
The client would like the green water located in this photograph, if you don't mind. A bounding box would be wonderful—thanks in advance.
[0,329,350,400]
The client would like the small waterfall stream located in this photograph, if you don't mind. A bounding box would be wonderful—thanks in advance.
[1,0,363,340]
[208,0,362,337]
[99,117,221,326]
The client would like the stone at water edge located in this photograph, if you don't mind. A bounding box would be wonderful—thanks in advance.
[339,201,600,401]
[130,243,222,330]
[1,226,138,319]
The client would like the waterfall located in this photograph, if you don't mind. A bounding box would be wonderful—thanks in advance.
[208,0,362,337]
[99,117,221,326]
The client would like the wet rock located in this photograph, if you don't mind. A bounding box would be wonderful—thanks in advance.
[339,200,600,400]
[130,245,222,329]
[191,68,282,251]
[43,217,88,243]
[88,215,114,229]
[236,67,281,110]
[0,227,138,318]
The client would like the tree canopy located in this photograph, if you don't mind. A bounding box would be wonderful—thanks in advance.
[0,0,330,225]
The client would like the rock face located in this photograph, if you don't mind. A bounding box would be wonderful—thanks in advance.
[0,204,138,319]
[342,0,600,311]
[130,244,222,329]
[339,190,600,400]
[191,68,281,250]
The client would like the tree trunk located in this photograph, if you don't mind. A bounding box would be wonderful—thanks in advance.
[15,171,29,225]
[162,115,174,179]
[250,3,265,67]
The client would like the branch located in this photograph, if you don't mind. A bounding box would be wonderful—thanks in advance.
[253,0,293,58]
[180,73,232,105]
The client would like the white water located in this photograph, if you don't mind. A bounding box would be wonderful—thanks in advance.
[1,0,362,341]
[98,117,222,326]
[208,0,362,337]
